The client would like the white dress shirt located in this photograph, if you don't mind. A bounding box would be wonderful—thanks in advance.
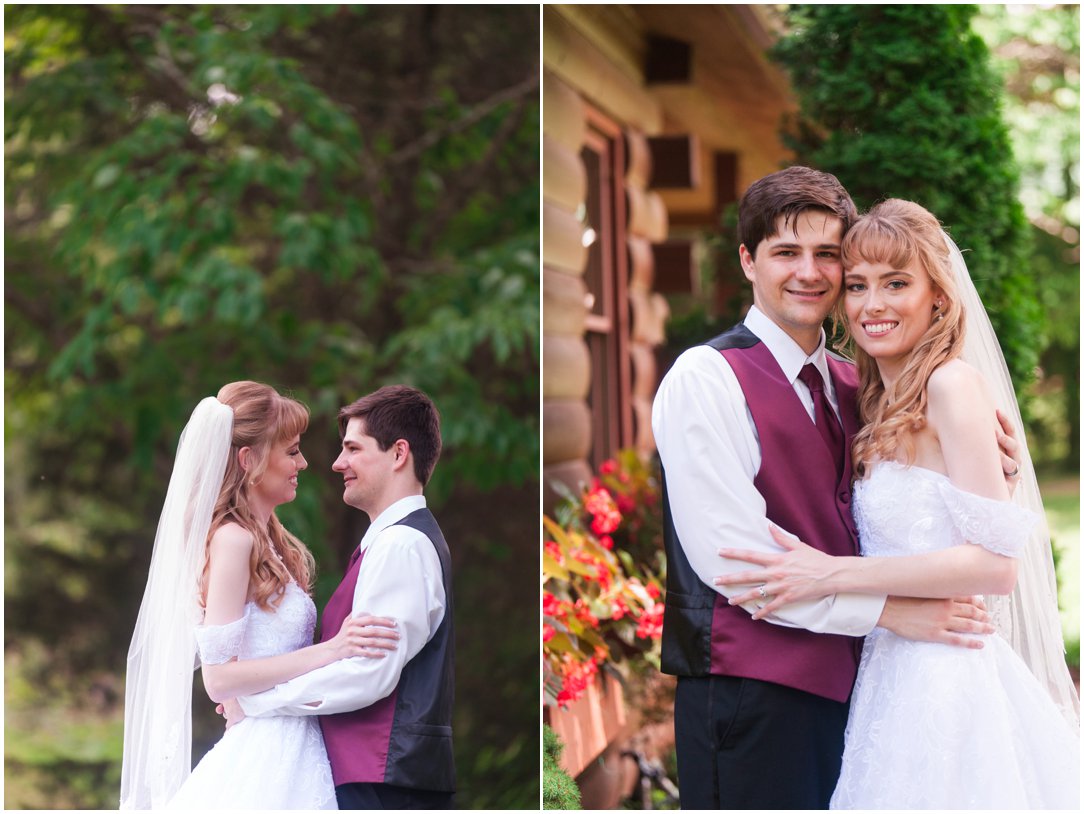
[238,495,446,717]
[651,305,886,636]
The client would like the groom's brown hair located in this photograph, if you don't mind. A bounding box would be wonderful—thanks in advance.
[338,385,442,486]
[739,166,858,258]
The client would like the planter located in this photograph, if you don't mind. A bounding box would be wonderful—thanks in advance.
[547,672,628,778]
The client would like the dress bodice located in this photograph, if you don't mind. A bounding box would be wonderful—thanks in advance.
[852,461,1037,559]
[195,581,317,665]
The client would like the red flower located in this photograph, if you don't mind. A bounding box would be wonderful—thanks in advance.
[584,486,614,516]
[543,624,556,643]
[616,494,636,514]
[595,566,612,591]
[574,599,599,628]
[590,509,621,535]
[555,655,600,707]
[599,459,618,475]
[544,540,564,565]
[646,582,661,599]
[598,535,614,550]
[635,604,665,640]
[611,595,629,620]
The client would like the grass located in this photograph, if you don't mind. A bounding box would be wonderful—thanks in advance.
[1040,476,1079,670]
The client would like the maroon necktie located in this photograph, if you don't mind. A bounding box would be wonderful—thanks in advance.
[798,363,845,479]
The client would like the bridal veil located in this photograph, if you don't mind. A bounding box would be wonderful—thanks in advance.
[120,397,233,808]
[946,233,1080,730]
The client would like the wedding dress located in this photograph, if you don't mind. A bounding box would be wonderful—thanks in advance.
[165,581,337,810]
[831,461,1080,809]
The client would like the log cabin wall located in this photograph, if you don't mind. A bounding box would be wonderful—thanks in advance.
[541,70,593,503]
[543,6,671,509]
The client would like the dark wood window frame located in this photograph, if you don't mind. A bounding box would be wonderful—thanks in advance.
[580,105,634,469]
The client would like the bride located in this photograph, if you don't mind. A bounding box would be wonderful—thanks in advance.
[121,381,399,809]
[717,200,1080,809]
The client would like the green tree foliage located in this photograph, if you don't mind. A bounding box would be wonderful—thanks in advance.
[771,4,1042,389]
[5,5,538,808]
[975,4,1079,470]
[542,725,582,810]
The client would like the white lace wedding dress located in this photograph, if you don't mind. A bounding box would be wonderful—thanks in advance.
[832,462,1080,810]
[166,581,337,810]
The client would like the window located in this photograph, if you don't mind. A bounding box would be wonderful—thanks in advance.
[580,107,633,469]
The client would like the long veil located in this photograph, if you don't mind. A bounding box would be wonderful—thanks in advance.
[945,233,1080,730]
[120,397,234,808]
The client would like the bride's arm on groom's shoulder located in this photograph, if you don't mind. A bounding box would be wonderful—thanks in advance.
[652,347,884,638]
[200,523,399,704]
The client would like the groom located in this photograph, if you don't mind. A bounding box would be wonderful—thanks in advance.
[235,385,455,810]
[652,166,1016,809]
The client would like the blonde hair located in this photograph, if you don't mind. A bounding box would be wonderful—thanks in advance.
[835,199,965,476]
[201,381,316,610]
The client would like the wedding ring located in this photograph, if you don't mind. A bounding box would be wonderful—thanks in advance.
[757,585,768,599]
[1007,465,1020,478]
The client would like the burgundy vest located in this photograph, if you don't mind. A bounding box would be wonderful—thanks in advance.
[660,324,863,702]
[317,508,455,791]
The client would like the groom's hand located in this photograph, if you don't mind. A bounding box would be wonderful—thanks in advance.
[877,595,994,648]
[996,409,1023,494]
[216,698,245,730]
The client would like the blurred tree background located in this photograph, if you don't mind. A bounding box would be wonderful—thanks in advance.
[973,3,1079,473]
[5,5,539,809]
[771,3,1041,390]
[769,3,1079,473]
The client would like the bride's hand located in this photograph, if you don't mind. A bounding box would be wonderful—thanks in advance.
[329,612,400,660]
[714,524,840,618]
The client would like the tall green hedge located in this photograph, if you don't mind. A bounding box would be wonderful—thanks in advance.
[772,4,1042,389]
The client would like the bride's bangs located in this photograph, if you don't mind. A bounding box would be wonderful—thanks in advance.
[842,216,916,273]
[274,395,310,444]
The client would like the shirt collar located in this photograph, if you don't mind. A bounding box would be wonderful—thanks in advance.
[743,304,832,387]
[359,494,427,549]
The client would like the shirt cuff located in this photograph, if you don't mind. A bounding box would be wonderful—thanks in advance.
[831,592,888,636]
[237,687,285,718]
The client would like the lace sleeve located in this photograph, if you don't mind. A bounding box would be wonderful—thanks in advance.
[936,480,1040,557]
[195,614,248,665]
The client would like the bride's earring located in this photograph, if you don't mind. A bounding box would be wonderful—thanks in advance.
[933,299,944,322]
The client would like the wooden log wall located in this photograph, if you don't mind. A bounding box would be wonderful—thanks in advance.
[623,130,670,459]
[542,71,594,502]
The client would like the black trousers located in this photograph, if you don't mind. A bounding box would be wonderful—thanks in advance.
[674,674,849,810]
[335,782,454,810]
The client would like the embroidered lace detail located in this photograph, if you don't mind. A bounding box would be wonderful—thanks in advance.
[195,614,249,665]
[933,478,1039,557]
[238,581,318,660]
[853,461,1038,558]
